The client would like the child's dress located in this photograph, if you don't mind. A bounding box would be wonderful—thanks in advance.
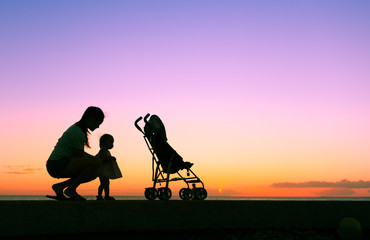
[96,148,122,179]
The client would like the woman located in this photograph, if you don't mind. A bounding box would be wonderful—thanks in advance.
[46,106,105,200]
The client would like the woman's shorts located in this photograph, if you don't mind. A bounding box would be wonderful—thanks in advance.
[46,157,72,178]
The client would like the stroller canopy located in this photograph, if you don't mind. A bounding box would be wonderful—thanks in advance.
[144,115,167,141]
[144,115,185,173]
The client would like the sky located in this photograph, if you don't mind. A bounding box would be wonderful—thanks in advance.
[1,0,369,197]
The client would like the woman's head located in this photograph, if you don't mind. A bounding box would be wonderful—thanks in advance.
[76,106,105,147]
[81,106,105,131]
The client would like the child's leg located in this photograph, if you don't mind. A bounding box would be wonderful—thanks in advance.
[98,177,105,197]
[103,178,110,197]
[105,179,110,197]
[99,177,110,197]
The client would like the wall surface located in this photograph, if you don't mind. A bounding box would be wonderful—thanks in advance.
[1,200,369,236]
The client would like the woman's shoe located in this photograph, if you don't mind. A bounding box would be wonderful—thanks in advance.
[64,188,86,201]
[105,196,115,200]
[96,195,104,200]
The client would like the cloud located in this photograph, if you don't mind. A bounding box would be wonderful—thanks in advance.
[317,188,355,196]
[270,179,370,188]
[3,165,42,174]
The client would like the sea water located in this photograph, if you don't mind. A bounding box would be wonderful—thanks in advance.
[1,195,370,201]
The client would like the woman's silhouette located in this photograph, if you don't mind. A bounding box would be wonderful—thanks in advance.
[46,106,105,200]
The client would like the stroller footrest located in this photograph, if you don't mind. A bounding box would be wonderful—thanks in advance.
[185,179,201,183]
[157,178,183,182]
[170,177,183,181]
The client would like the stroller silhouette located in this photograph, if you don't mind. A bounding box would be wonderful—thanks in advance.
[135,114,207,200]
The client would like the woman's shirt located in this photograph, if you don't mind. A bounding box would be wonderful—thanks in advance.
[48,124,85,161]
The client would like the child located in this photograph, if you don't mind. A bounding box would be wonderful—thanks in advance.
[96,134,122,200]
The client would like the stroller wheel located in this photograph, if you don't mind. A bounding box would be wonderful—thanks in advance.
[144,188,158,200]
[194,188,207,200]
[179,188,192,200]
[158,187,172,201]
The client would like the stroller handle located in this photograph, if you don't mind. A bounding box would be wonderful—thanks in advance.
[144,113,150,123]
[134,117,144,133]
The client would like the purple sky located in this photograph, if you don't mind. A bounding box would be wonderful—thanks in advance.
[1,1,370,196]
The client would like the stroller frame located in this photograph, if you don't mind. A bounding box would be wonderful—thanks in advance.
[135,114,207,200]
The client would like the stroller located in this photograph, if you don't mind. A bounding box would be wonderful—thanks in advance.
[135,114,207,200]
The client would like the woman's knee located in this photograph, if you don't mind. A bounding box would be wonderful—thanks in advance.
[63,156,101,176]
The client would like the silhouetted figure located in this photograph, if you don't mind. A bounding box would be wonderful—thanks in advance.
[96,134,122,200]
[46,106,105,200]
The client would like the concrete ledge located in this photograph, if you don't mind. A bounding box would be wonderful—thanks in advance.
[1,200,369,236]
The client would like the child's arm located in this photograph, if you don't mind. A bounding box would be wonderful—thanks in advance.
[105,149,116,161]
[97,148,111,162]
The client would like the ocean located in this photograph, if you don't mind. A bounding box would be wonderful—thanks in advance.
[1,195,370,201]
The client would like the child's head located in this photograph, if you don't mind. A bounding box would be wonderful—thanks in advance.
[99,134,114,149]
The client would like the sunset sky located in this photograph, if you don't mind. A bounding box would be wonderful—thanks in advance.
[1,1,369,197]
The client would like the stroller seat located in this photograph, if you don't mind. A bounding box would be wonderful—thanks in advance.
[135,114,206,201]
[144,115,193,173]
[150,135,193,173]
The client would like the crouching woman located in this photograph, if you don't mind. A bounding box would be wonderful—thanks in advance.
[46,106,105,200]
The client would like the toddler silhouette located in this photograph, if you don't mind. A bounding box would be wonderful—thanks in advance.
[96,134,122,200]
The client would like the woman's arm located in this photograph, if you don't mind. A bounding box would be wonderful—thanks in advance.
[74,148,93,157]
